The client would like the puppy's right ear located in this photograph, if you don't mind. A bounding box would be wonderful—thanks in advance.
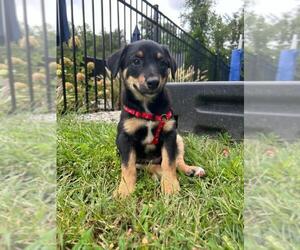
[107,46,127,78]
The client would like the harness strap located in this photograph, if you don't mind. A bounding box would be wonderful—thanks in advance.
[123,105,173,145]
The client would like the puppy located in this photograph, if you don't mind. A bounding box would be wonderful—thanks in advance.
[107,40,205,198]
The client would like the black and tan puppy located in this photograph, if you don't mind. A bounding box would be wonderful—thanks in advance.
[107,40,205,198]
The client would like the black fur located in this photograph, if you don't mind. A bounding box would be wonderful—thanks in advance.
[107,40,178,166]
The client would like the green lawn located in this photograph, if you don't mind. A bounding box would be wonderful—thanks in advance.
[57,117,244,249]
[244,137,300,249]
[0,115,56,249]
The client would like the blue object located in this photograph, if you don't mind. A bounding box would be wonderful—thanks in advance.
[0,0,21,45]
[57,0,70,45]
[276,50,298,81]
[229,49,243,81]
[131,25,141,42]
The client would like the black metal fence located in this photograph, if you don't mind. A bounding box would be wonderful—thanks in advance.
[57,0,230,114]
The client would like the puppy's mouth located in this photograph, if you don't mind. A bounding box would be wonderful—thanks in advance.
[133,83,159,96]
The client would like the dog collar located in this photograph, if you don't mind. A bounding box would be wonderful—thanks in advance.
[123,105,173,145]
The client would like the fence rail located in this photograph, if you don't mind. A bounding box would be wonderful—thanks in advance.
[57,0,230,114]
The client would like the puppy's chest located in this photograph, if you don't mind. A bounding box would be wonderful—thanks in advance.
[123,118,158,143]
[123,117,175,144]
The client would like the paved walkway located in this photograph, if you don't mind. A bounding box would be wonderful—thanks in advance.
[79,111,121,123]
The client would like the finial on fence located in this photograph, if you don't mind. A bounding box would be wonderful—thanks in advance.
[131,25,141,42]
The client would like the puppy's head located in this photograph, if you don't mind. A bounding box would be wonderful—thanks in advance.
[107,40,177,98]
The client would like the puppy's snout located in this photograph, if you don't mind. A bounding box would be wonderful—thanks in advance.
[146,77,159,90]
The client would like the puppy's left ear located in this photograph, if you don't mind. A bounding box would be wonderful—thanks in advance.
[107,46,128,78]
[162,45,177,79]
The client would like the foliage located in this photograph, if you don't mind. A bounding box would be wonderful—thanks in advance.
[173,65,208,82]
[244,2,300,80]
[245,5,300,58]
[181,0,244,58]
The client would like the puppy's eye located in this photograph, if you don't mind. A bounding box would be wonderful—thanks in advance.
[133,58,141,65]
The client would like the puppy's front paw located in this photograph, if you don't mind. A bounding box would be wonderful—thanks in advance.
[185,166,206,177]
[161,177,180,195]
[113,182,135,198]
[194,166,205,177]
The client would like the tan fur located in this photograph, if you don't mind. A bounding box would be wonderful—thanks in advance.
[138,74,145,83]
[146,164,162,181]
[156,52,162,59]
[163,120,175,132]
[159,76,168,88]
[136,50,144,58]
[114,150,137,198]
[160,147,180,194]
[123,118,147,135]
[145,144,156,153]
[142,121,159,145]
[176,135,205,176]
[122,68,128,79]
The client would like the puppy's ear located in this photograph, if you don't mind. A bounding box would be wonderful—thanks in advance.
[162,45,177,79]
[107,46,128,78]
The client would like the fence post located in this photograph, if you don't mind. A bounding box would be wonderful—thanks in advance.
[2,0,18,112]
[213,53,219,81]
[153,4,159,42]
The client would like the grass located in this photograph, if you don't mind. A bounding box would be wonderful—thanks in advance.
[57,117,244,249]
[2,114,297,248]
[244,136,300,249]
[0,114,56,249]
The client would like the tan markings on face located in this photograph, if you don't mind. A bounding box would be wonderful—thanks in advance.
[123,118,147,135]
[126,74,150,101]
[122,68,128,80]
[138,74,145,83]
[127,76,139,87]
[127,74,145,88]
[156,52,163,59]
[160,76,168,85]
[136,50,144,58]
[163,120,175,132]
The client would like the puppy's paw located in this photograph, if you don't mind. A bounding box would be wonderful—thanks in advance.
[113,183,135,199]
[186,166,206,177]
[161,177,180,195]
[193,166,206,177]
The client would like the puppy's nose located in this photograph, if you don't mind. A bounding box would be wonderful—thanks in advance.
[146,78,159,90]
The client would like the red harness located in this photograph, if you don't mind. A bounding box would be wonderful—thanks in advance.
[123,105,173,145]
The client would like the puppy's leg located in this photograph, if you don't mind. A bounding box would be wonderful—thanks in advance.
[114,149,137,198]
[161,132,180,195]
[176,135,205,177]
